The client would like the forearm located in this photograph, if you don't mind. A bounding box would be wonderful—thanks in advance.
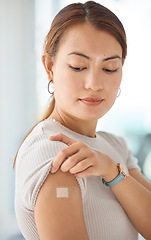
[111,174,151,239]
[49,134,151,238]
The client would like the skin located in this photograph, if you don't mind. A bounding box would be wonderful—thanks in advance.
[44,22,123,137]
[35,22,151,240]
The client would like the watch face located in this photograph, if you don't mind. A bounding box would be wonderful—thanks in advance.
[120,163,129,176]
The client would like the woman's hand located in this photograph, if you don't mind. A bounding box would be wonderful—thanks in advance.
[49,133,116,178]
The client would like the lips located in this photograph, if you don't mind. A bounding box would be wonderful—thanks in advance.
[79,97,103,106]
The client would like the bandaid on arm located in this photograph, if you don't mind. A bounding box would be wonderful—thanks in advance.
[34,170,89,240]
[56,187,69,198]
[56,186,80,199]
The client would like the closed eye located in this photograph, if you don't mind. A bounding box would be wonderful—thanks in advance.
[103,68,118,73]
[69,65,86,71]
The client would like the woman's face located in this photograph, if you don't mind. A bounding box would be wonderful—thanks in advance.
[51,22,123,121]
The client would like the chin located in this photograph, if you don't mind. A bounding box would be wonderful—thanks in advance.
[75,112,104,121]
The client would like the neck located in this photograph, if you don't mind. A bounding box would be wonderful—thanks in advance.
[50,109,97,138]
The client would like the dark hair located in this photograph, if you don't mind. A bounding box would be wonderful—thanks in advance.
[44,1,127,59]
[14,1,127,167]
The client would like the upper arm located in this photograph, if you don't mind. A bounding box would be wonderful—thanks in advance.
[129,168,151,191]
[34,169,89,240]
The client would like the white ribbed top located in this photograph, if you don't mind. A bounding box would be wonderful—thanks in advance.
[15,119,140,240]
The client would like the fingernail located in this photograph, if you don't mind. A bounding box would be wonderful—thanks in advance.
[51,167,56,173]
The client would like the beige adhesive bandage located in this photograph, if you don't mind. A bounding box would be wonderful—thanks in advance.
[55,186,80,199]
[56,187,69,198]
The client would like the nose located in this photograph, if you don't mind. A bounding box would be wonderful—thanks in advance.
[84,70,103,91]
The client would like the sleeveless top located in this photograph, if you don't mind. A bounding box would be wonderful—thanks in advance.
[15,119,140,239]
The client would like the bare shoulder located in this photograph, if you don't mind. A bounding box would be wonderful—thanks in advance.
[34,169,89,240]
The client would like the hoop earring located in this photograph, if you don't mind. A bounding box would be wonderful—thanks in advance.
[117,88,121,97]
[48,80,54,95]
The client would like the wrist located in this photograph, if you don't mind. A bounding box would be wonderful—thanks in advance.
[101,161,119,182]
[102,162,129,187]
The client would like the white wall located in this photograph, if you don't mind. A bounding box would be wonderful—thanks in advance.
[0,0,37,238]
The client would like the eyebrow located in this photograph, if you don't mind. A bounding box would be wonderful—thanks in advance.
[103,55,122,62]
[68,52,122,61]
[68,52,90,59]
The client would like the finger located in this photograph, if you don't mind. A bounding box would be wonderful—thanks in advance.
[69,159,91,174]
[49,133,76,146]
[60,142,89,172]
[61,151,87,172]
[75,167,94,178]
[51,142,80,173]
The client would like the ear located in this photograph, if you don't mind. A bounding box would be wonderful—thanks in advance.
[122,58,125,66]
[42,53,54,81]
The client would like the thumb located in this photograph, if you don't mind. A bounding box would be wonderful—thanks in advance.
[49,133,76,146]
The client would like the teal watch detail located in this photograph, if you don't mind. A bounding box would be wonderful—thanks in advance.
[102,163,129,187]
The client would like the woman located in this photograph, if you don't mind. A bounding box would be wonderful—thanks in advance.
[15,1,151,240]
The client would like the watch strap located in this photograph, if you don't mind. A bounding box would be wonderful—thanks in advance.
[102,172,125,187]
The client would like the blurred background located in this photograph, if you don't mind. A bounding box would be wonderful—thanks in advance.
[0,0,150,239]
